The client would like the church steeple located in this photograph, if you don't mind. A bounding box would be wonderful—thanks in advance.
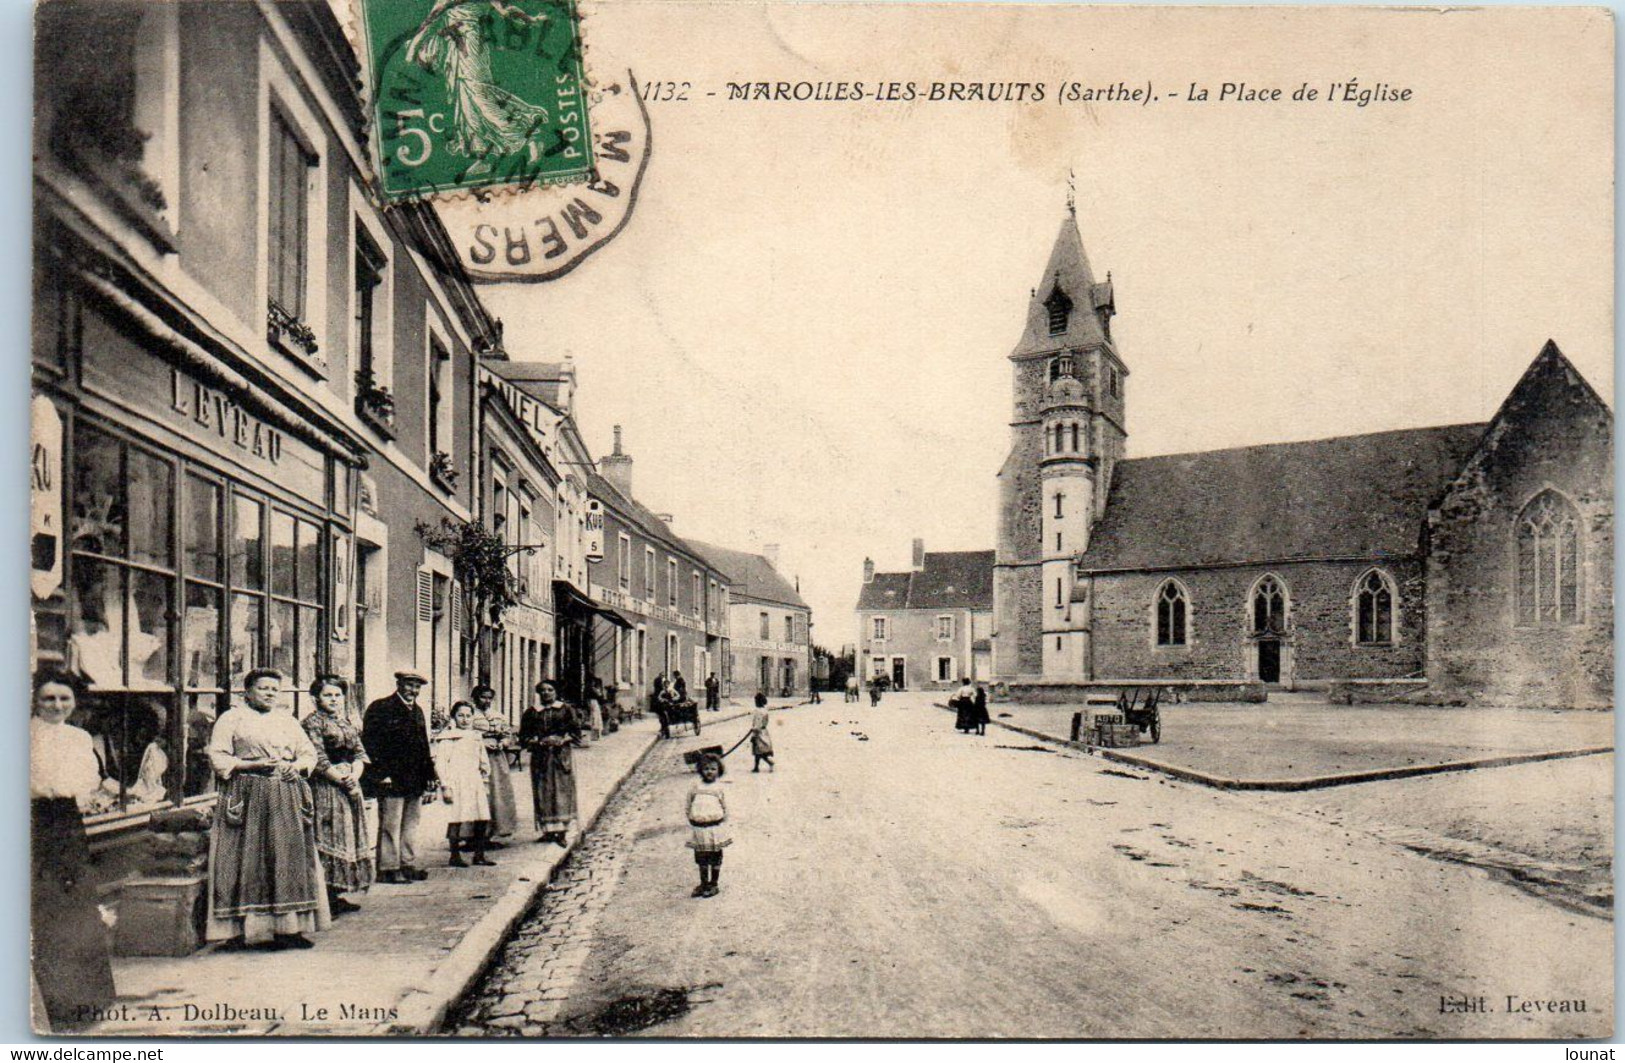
[1010,211,1116,360]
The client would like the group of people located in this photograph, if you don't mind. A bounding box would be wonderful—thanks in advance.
[950,679,991,735]
[680,690,779,900]
[30,663,612,1028]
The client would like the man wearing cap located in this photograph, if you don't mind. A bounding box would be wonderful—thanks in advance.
[362,672,437,883]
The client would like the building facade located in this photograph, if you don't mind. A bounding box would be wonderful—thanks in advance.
[992,211,1613,707]
[30,0,496,839]
[857,541,994,691]
[585,428,731,704]
[691,541,812,697]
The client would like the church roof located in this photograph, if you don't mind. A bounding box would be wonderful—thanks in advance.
[1011,213,1114,359]
[687,540,808,611]
[1081,424,1489,572]
[857,550,995,611]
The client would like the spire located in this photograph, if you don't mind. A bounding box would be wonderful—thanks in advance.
[1009,210,1115,359]
[1066,169,1076,217]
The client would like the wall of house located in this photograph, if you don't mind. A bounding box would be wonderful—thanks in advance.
[1426,368,1614,709]
[1087,558,1428,683]
[858,607,977,689]
[728,600,811,695]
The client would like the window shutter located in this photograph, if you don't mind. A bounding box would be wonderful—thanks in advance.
[450,579,463,633]
[416,570,434,623]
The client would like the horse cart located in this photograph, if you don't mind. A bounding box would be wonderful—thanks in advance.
[660,698,702,738]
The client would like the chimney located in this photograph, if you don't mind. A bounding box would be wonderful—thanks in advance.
[862,557,875,584]
[600,424,634,498]
[911,538,925,571]
[656,513,674,525]
[763,543,780,569]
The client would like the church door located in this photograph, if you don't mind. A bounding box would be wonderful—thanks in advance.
[1257,639,1281,684]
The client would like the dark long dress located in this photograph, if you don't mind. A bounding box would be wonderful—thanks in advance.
[32,797,115,1029]
[300,709,374,893]
[520,703,582,834]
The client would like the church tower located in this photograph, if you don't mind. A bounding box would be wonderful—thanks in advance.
[993,205,1128,680]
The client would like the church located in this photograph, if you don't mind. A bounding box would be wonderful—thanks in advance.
[992,210,1613,709]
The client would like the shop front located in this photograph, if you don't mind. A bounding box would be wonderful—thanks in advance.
[31,263,364,843]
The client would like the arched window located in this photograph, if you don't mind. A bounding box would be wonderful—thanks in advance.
[1251,575,1287,634]
[1070,423,1080,452]
[1516,491,1582,626]
[1354,569,1394,645]
[1155,580,1188,646]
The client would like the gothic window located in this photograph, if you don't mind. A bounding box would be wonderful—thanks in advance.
[1516,491,1582,626]
[1156,580,1188,647]
[1251,575,1287,634]
[1045,288,1073,335]
[1354,569,1395,645]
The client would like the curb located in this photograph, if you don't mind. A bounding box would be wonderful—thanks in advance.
[931,702,1614,792]
[377,727,663,1036]
[380,707,764,1035]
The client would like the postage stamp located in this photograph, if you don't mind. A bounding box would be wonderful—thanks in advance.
[358,0,593,202]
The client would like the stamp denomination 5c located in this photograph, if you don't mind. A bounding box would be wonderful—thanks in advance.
[359,0,592,201]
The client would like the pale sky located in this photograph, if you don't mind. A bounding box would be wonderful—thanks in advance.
[472,4,1614,650]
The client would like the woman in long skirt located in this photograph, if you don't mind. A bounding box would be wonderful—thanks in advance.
[749,692,775,772]
[206,668,330,949]
[30,671,115,1031]
[301,676,372,913]
[470,685,518,843]
[520,680,581,846]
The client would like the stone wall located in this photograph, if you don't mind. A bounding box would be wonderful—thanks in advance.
[1426,356,1614,709]
[1086,559,1428,682]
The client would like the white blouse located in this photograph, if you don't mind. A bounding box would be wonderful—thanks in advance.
[30,718,102,802]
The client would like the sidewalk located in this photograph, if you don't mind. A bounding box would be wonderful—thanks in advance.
[83,705,755,1037]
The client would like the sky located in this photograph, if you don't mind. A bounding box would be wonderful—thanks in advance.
[470,3,1613,651]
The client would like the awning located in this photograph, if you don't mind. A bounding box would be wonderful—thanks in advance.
[552,580,635,629]
[594,606,636,629]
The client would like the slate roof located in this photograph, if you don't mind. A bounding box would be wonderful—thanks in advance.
[687,540,809,611]
[1081,424,1488,572]
[857,550,996,611]
[585,470,713,572]
[1011,213,1115,358]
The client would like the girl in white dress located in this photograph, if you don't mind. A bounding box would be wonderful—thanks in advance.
[685,754,731,898]
[433,702,493,867]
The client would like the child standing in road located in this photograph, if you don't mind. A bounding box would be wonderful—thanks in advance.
[686,754,731,897]
[749,692,775,773]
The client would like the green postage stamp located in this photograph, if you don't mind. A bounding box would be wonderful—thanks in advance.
[359,0,593,201]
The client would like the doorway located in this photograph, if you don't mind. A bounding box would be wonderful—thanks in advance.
[1257,639,1281,684]
[891,657,906,691]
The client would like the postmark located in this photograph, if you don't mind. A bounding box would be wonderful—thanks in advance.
[359,0,593,202]
[434,70,652,282]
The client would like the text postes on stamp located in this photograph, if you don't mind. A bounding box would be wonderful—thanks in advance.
[359,0,592,202]
[435,71,651,282]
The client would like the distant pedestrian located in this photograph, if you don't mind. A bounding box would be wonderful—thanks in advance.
[301,675,372,914]
[845,675,860,703]
[672,670,688,703]
[521,681,582,846]
[434,702,494,867]
[749,692,775,773]
[809,682,822,705]
[704,672,721,711]
[686,754,731,898]
[952,678,977,733]
[973,684,990,736]
[652,674,675,740]
[868,676,881,707]
[584,676,606,743]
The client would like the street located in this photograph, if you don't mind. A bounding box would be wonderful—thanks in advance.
[455,693,1612,1039]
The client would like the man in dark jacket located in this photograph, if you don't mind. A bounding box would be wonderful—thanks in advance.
[362,671,436,883]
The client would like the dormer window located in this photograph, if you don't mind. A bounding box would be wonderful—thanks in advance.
[1044,287,1072,335]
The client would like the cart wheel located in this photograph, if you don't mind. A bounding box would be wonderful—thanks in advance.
[1150,715,1161,744]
